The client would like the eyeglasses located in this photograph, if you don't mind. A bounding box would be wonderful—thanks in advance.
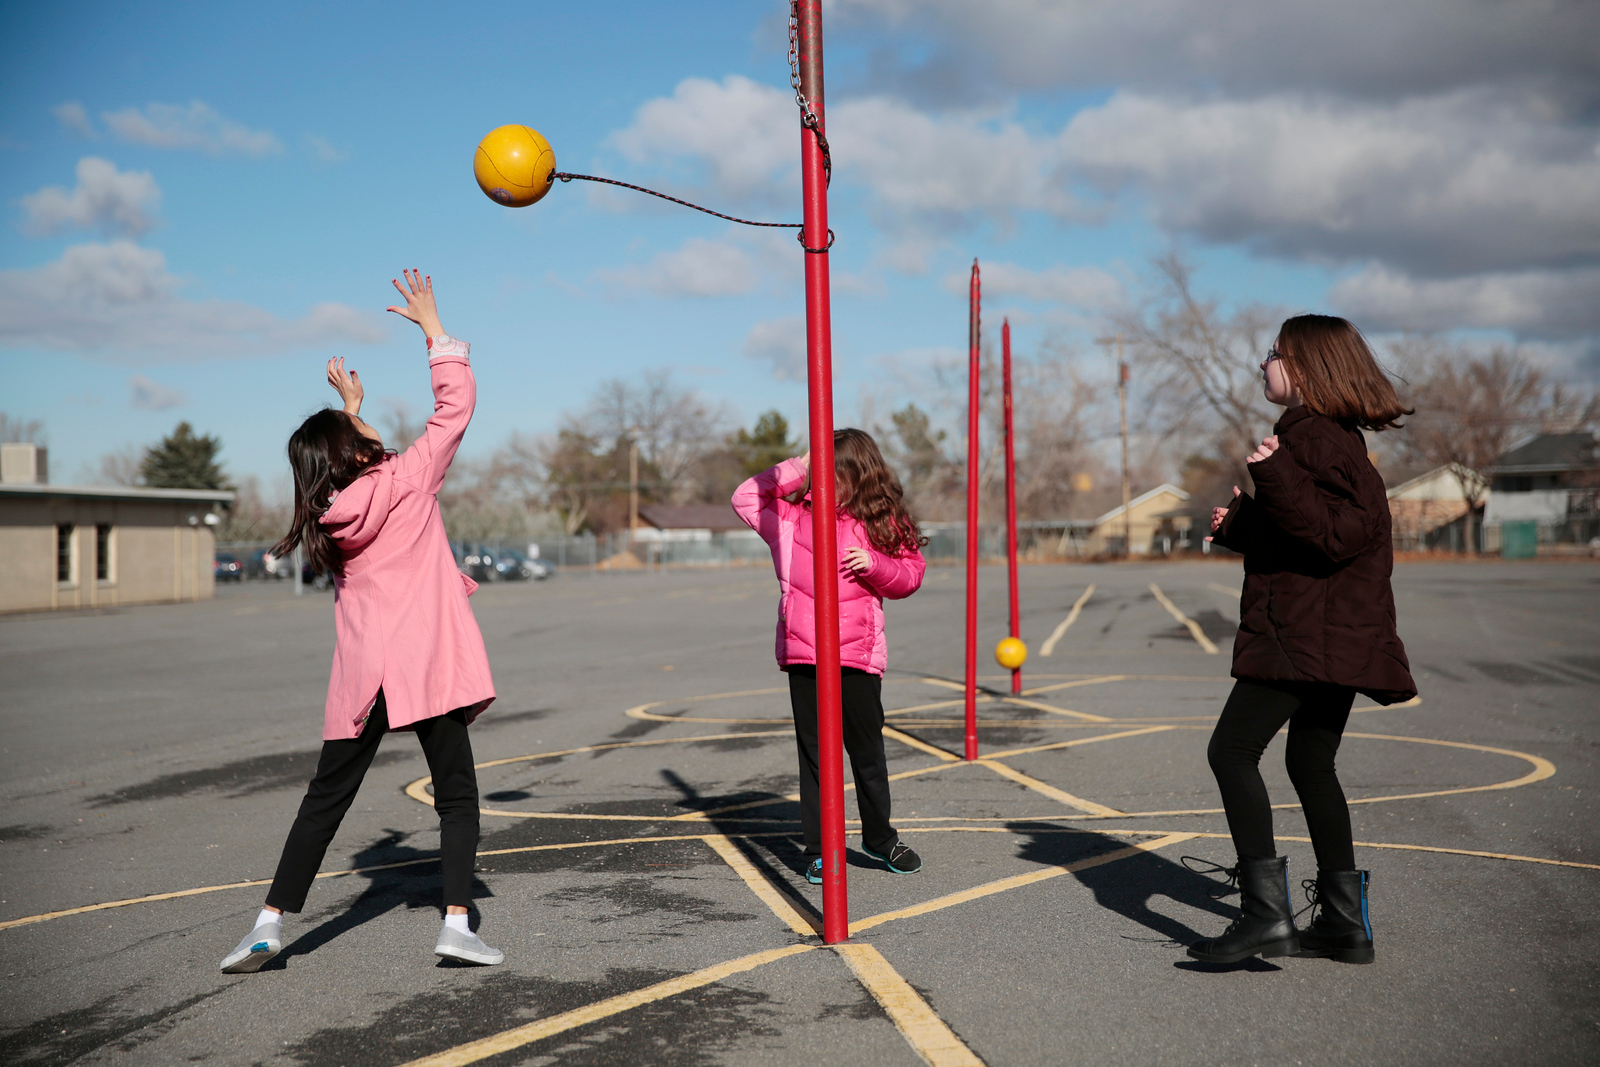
[1261,347,1283,367]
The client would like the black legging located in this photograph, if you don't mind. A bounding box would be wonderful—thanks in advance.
[1207,678,1357,871]
[787,665,896,858]
[265,690,481,911]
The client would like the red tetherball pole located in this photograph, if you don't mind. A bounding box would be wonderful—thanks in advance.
[964,260,980,761]
[795,0,848,944]
[1003,318,1021,695]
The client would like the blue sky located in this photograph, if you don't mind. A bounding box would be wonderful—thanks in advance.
[4,1,1596,493]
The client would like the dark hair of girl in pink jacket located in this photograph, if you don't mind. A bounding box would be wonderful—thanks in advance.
[732,428,929,885]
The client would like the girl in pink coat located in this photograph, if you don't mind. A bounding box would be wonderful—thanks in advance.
[221,271,500,973]
[733,429,928,885]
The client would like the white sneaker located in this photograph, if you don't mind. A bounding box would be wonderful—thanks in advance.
[220,921,282,973]
[434,925,504,965]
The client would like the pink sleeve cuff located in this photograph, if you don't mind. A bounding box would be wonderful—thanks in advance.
[426,335,471,363]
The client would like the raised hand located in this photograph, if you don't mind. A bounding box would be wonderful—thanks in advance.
[327,357,363,414]
[843,546,872,574]
[796,450,810,470]
[1246,435,1280,465]
[386,269,445,337]
[1207,485,1241,539]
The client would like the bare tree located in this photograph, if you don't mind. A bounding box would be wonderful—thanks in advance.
[0,413,45,444]
[1114,252,1280,489]
[97,444,146,486]
[1390,339,1596,553]
[584,371,731,503]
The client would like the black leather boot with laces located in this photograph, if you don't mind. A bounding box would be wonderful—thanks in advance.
[1294,869,1374,964]
[1187,855,1300,963]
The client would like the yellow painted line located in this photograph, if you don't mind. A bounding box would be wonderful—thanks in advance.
[1040,583,1096,656]
[885,698,970,717]
[982,725,1175,760]
[407,729,793,805]
[394,944,817,1067]
[883,725,964,762]
[703,835,819,936]
[1124,830,1600,872]
[921,678,969,692]
[994,695,1113,722]
[1149,583,1220,654]
[976,760,1125,817]
[835,943,984,1067]
[1353,695,1423,713]
[1019,675,1128,696]
[1206,582,1241,599]
[849,832,1199,935]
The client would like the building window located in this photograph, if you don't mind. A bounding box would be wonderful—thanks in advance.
[57,523,75,583]
[96,524,112,581]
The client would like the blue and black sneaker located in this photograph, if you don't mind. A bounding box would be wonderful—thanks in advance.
[863,841,922,874]
[805,858,823,884]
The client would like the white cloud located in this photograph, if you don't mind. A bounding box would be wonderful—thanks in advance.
[596,236,760,298]
[302,133,347,163]
[1056,89,1600,277]
[1330,264,1600,341]
[834,1,1600,106]
[128,374,187,411]
[101,101,282,156]
[743,317,807,381]
[52,101,95,137]
[0,241,387,357]
[611,76,796,205]
[21,157,160,238]
[945,261,1125,311]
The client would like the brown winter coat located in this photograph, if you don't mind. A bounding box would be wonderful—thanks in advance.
[1212,405,1416,704]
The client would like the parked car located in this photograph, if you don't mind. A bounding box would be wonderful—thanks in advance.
[244,548,293,580]
[458,545,554,582]
[214,553,243,582]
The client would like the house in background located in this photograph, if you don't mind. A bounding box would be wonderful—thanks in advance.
[628,503,767,567]
[1086,484,1192,556]
[0,444,235,614]
[1483,432,1600,554]
[1387,464,1488,553]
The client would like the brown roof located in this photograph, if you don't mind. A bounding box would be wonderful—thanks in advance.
[637,504,746,531]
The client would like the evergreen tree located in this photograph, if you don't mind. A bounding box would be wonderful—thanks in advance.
[734,410,796,476]
[140,422,229,490]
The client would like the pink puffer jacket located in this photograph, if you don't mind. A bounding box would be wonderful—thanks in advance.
[732,458,925,675]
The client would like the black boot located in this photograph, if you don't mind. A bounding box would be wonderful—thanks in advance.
[1187,856,1300,963]
[1294,869,1375,964]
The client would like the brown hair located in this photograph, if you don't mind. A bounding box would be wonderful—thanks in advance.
[270,409,390,576]
[798,428,928,555]
[1275,314,1412,431]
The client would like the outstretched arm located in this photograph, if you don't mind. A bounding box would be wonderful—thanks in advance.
[387,271,475,496]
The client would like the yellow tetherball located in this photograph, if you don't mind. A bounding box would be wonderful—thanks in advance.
[474,125,556,208]
[995,636,1028,670]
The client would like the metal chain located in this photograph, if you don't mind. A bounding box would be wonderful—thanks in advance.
[788,0,833,187]
[552,173,798,228]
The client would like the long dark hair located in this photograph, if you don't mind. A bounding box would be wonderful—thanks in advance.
[1275,314,1413,431]
[801,428,927,556]
[270,409,389,576]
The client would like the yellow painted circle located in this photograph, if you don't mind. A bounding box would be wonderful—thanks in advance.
[473,124,556,207]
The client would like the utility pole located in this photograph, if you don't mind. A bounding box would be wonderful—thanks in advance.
[1118,333,1130,558]
[628,437,639,544]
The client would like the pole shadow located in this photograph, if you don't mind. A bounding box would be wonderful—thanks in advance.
[1007,821,1284,973]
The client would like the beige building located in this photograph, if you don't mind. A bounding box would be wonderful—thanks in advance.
[0,446,234,614]
[1086,484,1193,556]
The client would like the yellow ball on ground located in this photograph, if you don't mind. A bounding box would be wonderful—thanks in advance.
[995,636,1028,670]
[474,125,557,208]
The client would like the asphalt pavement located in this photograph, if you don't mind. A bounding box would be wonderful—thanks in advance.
[1,559,1596,1065]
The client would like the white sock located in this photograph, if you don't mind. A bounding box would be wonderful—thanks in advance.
[256,908,282,930]
[444,912,471,933]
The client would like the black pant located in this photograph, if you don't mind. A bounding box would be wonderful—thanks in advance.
[1207,678,1357,871]
[265,691,481,912]
[787,665,896,858]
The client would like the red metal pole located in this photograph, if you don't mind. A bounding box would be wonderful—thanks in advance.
[795,0,847,944]
[1003,318,1021,695]
[964,260,980,761]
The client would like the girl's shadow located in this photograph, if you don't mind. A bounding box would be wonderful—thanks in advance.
[263,830,493,969]
[1009,822,1284,973]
